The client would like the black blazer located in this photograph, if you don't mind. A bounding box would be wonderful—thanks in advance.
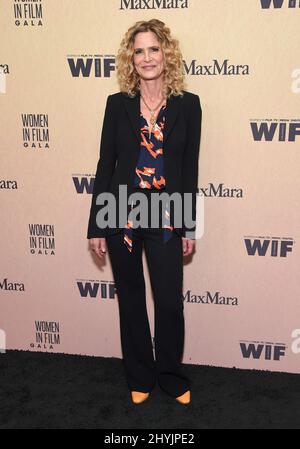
[87,90,202,239]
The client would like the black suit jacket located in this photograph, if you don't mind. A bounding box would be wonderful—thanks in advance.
[87,90,202,239]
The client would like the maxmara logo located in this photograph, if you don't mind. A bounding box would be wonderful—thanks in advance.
[67,57,249,78]
[77,280,117,300]
[250,119,300,142]
[0,278,25,291]
[240,341,286,361]
[13,0,44,27]
[244,237,294,257]
[199,183,243,198]
[0,179,18,189]
[260,0,300,9]
[184,59,249,76]
[0,64,9,75]
[119,0,188,9]
[183,290,238,306]
[0,64,9,94]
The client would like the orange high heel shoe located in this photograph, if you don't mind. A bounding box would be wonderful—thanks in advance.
[131,391,150,404]
[175,390,191,404]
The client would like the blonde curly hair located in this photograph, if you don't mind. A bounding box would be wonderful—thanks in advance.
[116,19,186,99]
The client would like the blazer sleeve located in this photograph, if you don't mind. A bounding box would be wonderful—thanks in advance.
[182,94,202,239]
[87,94,117,238]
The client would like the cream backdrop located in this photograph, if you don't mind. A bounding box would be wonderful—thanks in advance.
[1,0,300,373]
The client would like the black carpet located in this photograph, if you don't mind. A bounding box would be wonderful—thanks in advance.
[0,350,299,429]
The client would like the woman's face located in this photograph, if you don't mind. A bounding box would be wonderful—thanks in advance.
[133,31,165,82]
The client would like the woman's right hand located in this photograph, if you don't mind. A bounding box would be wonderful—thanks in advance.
[89,238,107,260]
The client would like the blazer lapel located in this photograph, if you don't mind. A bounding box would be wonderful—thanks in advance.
[164,93,180,144]
[121,90,180,149]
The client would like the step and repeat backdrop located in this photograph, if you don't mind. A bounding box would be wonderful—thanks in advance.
[1,0,300,373]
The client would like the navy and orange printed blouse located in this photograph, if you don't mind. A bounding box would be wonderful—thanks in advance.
[123,104,173,252]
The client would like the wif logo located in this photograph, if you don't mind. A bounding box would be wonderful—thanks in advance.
[240,341,286,361]
[244,237,294,257]
[260,0,300,8]
[250,120,300,142]
[67,56,115,78]
[72,175,94,194]
[77,280,117,300]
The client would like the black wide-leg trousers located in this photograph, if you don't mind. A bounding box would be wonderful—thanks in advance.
[105,226,190,398]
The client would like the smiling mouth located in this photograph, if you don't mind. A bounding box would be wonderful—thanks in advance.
[143,66,155,69]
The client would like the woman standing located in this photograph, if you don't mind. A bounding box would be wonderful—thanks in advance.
[87,19,202,405]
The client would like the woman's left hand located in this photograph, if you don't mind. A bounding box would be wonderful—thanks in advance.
[182,237,195,256]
